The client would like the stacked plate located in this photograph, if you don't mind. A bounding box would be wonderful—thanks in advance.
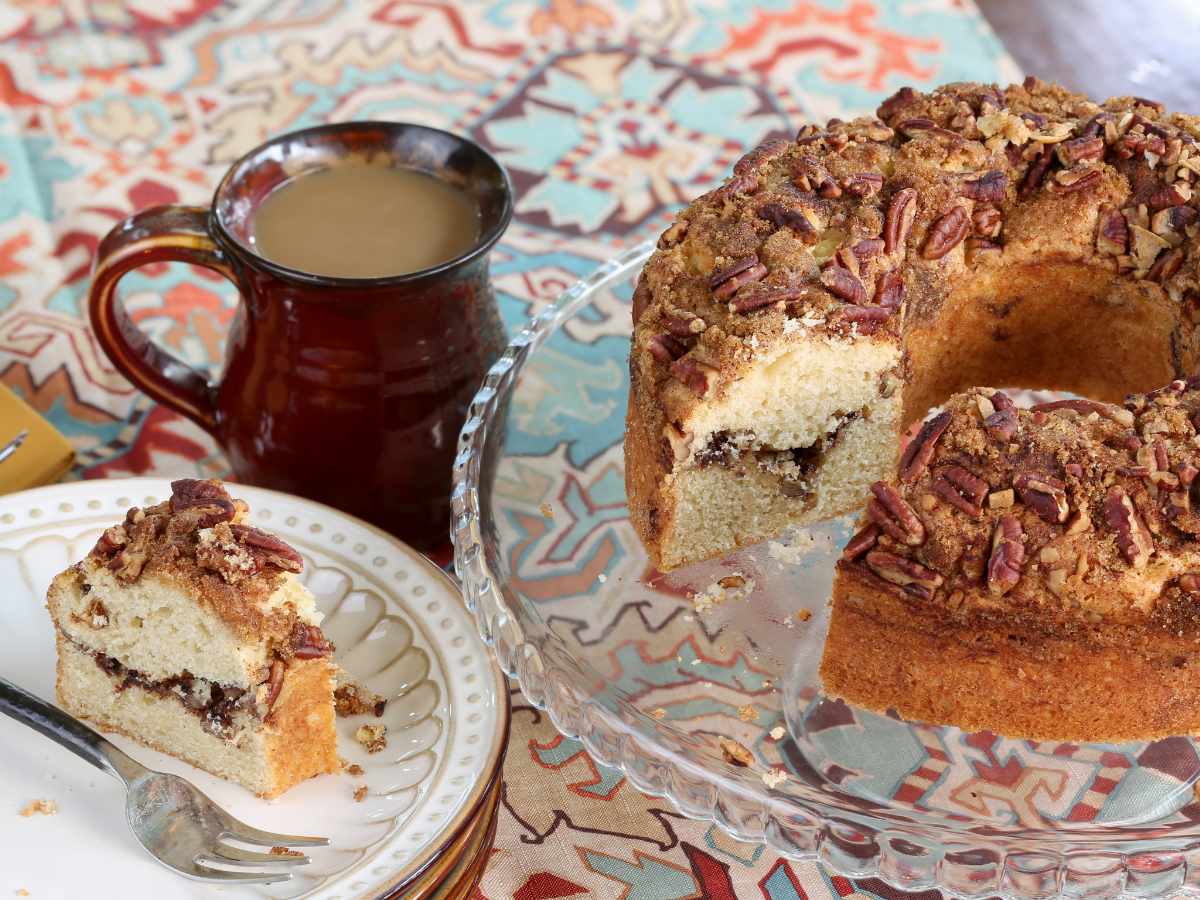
[0,479,507,899]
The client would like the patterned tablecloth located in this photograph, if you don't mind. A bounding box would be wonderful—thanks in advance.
[0,2,1016,896]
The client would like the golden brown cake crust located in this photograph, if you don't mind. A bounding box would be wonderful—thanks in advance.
[627,78,1200,570]
[822,379,1200,741]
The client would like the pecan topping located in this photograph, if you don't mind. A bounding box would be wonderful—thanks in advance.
[1051,166,1101,194]
[867,482,925,546]
[1104,486,1153,569]
[170,478,237,528]
[932,466,987,518]
[658,219,688,249]
[1148,184,1187,212]
[922,207,970,259]
[1148,248,1184,283]
[93,525,128,559]
[1151,205,1198,241]
[263,659,285,711]
[965,239,1002,265]
[662,314,705,337]
[962,171,1007,202]
[842,172,884,198]
[984,407,1018,442]
[1030,398,1135,427]
[632,279,651,324]
[709,256,762,296]
[877,86,917,120]
[838,304,893,334]
[1019,146,1054,197]
[852,238,885,261]
[733,138,790,175]
[842,523,879,561]
[971,206,1003,238]
[231,524,304,573]
[820,265,867,303]
[884,188,918,255]
[647,333,687,363]
[1057,135,1104,165]
[671,359,716,398]
[729,283,808,314]
[757,203,816,241]
[864,551,942,600]
[899,411,952,483]
[987,515,1025,596]
[291,622,334,660]
[1096,206,1129,256]
[1013,473,1070,523]
[709,172,757,203]
[874,269,905,309]
[896,116,936,136]
[1180,574,1200,596]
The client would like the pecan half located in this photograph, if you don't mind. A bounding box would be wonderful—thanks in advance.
[1051,166,1102,194]
[662,314,705,337]
[987,515,1025,595]
[1096,205,1129,256]
[1030,398,1135,427]
[729,283,808,314]
[647,333,687,363]
[1104,486,1153,569]
[230,524,304,573]
[932,466,987,518]
[884,188,918,255]
[842,172,884,198]
[734,138,790,176]
[852,238,885,261]
[874,269,905,308]
[899,411,952,483]
[1057,135,1104,166]
[877,86,917,121]
[92,524,128,559]
[962,171,1007,202]
[1013,473,1070,523]
[867,482,925,546]
[263,658,285,711]
[984,407,1018,441]
[1148,184,1187,212]
[842,523,880,561]
[757,203,816,241]
[972,206,1003,238]
[922,207,970,259]
[1019,145,1054,197]
[1148,248,1184,283]
[170,478,237,528]
[710,256,764,298]
[838,303,893,334]
[708,172,757,203]
[291,622,334,659]
[820,265,867,303]
[864,550,943,600]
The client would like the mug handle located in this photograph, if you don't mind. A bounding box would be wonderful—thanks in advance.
[88,205,239,436]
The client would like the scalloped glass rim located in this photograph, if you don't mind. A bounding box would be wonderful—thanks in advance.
[451,243,1200,897]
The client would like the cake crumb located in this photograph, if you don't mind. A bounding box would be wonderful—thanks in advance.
[691,573,755,613]
[651,707,666,720]
[353,785,368,803]
[335,681,388,718]
[767,526,822,565]
[269,846,303,858]
[18,799,57,817]
[762,768,788,788]
[539,502,554,518]
[354,724,388,754]
[770,726,786,740]
[346,763,364,777]
[795,608,812,622]
[737,704,757,723]
[597,573,607,583]
[15,890,29,897]
[719,737,753,767]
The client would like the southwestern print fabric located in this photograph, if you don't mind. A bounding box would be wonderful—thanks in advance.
[0,1,1023,896]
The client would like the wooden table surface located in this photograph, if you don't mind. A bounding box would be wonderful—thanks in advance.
[977,0,1200,112]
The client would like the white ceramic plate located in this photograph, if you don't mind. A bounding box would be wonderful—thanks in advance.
[0,478,507,899]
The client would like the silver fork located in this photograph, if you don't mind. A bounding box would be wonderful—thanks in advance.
[0,429,28,465]
[0,676,328,884]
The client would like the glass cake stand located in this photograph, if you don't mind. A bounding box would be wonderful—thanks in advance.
[452,243,1200,899]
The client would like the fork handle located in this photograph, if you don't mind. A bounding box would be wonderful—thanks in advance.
[0,676,146,785]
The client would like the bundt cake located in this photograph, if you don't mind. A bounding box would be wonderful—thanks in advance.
[626,78,1200,571]
[821,381,1200,741]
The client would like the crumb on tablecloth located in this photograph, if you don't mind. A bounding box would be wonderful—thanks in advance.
[718,737,753,767]
[737,704,757,723]
[690,573,755,613]
[770,726,786,740]
[539,502,554,518]
[334,680,387,718]
[354,724,388,754]
[651,707,666,720]
[762,768,788,788]
[15,889,30,897]
[353,785,368,803]
[18,799,57,817]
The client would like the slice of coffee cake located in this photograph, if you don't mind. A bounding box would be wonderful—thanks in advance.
[47,479,339,797]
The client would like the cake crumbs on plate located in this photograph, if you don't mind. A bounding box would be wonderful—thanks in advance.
[18,799,56,817]
[794,608,812,622]
[718,737,753,767]
[539,502,554,518]
[354,724,388,754]
[767,526,825,565]
[353,785,368,803]
[345,763,365,777]
[762,768,789,788]
[691,573,755,613]
[770,726,786,740]
[15,890,29,897]
[737,704,757,723]
[651,707,666,720]
[270,846,304,857]
[333,679,387,718]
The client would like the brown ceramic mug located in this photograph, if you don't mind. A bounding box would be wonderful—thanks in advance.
[88,122,512,551]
